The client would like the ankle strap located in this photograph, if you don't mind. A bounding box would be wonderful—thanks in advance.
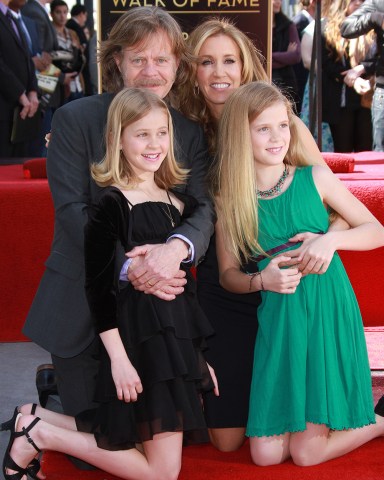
[21,417,41,453]
[31,403,37,415]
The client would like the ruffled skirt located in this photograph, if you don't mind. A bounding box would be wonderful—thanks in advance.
[76,274,214,450]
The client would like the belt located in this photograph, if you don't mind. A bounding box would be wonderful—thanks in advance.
[251,231,326,263]
[252,241,299,263]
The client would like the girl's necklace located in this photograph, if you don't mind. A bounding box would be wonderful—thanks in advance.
[140,188,175,227]
[257,164,289,198]
[161,202,175,228]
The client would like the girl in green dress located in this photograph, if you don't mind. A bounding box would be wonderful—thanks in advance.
[213,80,384,466]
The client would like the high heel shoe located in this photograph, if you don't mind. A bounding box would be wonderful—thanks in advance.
[2,414,42,480]
[0,404,37,432]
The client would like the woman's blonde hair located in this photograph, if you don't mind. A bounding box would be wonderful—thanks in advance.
[324,0,375,64]
[177,17,267,155]
[214,81,313,263]
[92,88,188,189]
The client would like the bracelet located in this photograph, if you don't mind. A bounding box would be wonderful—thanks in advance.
[249,272,260,292]
[249,271,265,292]
[259,271,265,291]
[249,272,256,291]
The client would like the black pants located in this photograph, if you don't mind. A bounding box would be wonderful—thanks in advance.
[51,337,101,416]
[0,120,28,158]
[329,107,372,153]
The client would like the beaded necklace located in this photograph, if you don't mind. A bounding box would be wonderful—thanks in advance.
[257,164,289,198]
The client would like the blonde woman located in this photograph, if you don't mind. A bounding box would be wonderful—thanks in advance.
[215,81,384,466]
[178,17,340,453]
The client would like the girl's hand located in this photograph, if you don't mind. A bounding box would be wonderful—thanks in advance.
[261,255,302,294]
[288,232,336,275]
[111,356,143,403]
[207,362,219,397]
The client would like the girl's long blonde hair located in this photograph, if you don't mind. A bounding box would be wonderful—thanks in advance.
[214,81,314,263]
[92,88,188,189]
[177,17,267,155]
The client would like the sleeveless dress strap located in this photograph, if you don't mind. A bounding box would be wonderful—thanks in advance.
[166,191,174,206]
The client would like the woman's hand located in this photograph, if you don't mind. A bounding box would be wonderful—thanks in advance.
[261,255,302,294]
[287,41,298,52]
[353,77,371,95]
[341,65,365,87]
[288,232,336,275]
[111,356,143,403]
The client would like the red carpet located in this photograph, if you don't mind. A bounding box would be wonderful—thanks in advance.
[42,437,384,480]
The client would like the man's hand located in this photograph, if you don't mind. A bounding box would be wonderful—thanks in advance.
[127,240,189,300]
[27,91,39,117]
[18,91,39,119]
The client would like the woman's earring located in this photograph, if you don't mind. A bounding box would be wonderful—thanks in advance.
[193,84,200,96]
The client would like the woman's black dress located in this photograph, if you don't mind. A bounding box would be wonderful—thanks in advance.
[76,186,214,450]
[197,237,261,429]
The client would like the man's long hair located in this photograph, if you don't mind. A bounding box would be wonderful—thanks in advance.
[99,7,191,95]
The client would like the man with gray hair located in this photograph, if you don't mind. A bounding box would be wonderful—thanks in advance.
[23,7,214,423]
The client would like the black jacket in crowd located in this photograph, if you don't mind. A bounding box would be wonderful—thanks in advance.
[340,0,384,85]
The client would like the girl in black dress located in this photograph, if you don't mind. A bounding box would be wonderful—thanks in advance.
[2,88,217,480]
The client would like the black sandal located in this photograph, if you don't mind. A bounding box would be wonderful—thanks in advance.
[2,415,41,480]
[0,404,37,432]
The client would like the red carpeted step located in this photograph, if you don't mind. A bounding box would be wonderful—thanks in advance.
[365,326,384,404]
[42,436,384,480]
[41,328,384,479]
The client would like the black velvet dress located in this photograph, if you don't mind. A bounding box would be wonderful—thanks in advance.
[76,186,214,450]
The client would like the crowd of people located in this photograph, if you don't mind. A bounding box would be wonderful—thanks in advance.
[1,3,384,480]
[2,0,382,160]
[274,0,380,153]
[0,0,97,159]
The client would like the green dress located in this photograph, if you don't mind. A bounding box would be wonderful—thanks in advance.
[246,166,375,438]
